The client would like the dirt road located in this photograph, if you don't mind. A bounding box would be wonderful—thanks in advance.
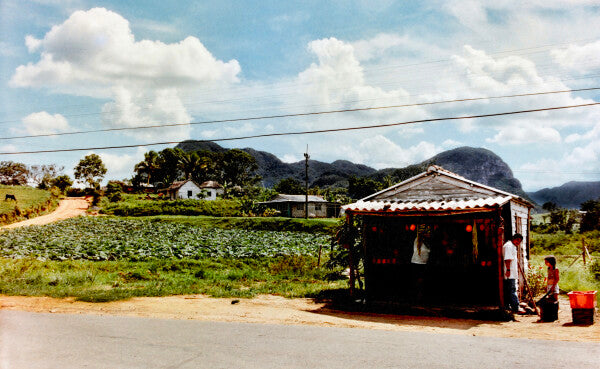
[1,294,598,342]
[1,197,89,229]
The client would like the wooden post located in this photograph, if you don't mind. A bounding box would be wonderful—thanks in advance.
[497,212,505,309]
[582,238,586,267]
[317,244,322,267]
[347,213,355,297]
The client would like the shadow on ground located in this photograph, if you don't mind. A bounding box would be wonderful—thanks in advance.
[304,289,511,330]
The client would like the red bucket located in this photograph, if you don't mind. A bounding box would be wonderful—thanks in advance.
[567,291,597,309]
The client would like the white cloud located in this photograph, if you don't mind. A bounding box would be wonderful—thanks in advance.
[11,8,240,90]
[281,154,300,163]
[22,111,70,135]
[294,37,425,127]
[11,7,241,141]
[0,145,18,153]
[552,40,600,73]
[486,125,561,145]
[519,140,600,190]
[396,126,424,138]
[442,139,462,148]
[353,135,440,169]
[352,33,408,61]
[95,147,147,182]
[25,35,42,52]
[269,12,309,32]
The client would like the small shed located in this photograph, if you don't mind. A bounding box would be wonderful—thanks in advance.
[342,165,533,309]
[260,194,341,218]
[199,181,224,200]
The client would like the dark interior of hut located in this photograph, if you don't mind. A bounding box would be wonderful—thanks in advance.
[363,214,500,306]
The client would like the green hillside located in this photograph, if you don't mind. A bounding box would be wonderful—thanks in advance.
[0,186,59,225]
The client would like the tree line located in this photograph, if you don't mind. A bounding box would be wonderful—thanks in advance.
[540,200,600,233]
[132,148,260,192]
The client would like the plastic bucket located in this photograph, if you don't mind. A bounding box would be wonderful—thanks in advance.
[567,291,597,309]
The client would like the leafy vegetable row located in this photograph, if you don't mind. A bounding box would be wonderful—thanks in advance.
[0,217,329,261]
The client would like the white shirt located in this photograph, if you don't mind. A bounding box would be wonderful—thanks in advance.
[411,238,430,264]
[502,241,518,280]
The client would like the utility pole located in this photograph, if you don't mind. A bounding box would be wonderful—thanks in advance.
[304,145,309,219]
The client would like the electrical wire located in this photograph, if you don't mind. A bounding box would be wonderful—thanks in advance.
[2,86,599,141]
[1,39,597,123]
[1,101,598,155]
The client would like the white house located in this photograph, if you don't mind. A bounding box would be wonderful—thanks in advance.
[199,180,224,200]
[166,179,224,200]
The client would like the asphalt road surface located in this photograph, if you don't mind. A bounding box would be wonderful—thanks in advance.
[1,311,598,369]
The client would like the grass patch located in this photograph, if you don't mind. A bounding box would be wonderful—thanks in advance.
[528,254,600,305]
[0,185,59,225]
[0,257,347,302]
[530,230,600,255]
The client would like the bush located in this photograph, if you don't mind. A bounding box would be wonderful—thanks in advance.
[527,265,547,297]
[101,198,243,217]
[590,259,600,281]
[67,187,85,197]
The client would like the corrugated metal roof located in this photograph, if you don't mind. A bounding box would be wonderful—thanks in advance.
[343,195,513,213]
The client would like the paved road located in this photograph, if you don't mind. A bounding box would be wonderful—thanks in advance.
[1,311,598,369]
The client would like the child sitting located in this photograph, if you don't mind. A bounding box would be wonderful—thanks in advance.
[544,255,560,302]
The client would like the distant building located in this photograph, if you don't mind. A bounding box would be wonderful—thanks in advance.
[166,180,223,200]
[199,180,224,200]
[260,194,341,218]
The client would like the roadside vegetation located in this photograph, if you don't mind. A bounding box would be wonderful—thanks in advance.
[528,200,600,304]
[0,185,60,226]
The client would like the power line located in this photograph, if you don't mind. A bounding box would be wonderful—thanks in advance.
[1,39,597,123]
[2,86,599,141]
[1,101,598,155]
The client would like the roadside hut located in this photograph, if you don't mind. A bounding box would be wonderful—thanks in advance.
[260,194,341,218]
[342,165,533,309]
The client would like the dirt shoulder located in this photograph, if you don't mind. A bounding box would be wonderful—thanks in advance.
[1,197,89,229]
[1,294,597,342]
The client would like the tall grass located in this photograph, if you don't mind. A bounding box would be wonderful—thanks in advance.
[0,257,345,302]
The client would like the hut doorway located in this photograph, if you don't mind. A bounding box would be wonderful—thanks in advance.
[363,215,499,306]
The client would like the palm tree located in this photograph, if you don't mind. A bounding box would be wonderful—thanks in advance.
[178,151,203,180]
[134,151,160,186]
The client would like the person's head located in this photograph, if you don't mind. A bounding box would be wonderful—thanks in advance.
[511,233,523,246]
[544,255,557,268]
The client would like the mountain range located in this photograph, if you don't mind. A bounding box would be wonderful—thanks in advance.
[176,141,600,208]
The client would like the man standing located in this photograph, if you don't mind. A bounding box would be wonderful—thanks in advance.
[503,233,525,314]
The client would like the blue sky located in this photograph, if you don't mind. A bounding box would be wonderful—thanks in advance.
[1,0,600,191]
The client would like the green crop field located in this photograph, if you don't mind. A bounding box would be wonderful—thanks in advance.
[0,217,330,260]
[0,217,344,302]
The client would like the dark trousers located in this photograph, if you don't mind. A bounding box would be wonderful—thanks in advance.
[503,278,519,312]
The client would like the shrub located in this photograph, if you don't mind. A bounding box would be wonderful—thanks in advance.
[590,259,600,281]
[101,198,243,217]
[527,265,547,297]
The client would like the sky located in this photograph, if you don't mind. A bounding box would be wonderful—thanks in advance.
[1,0,600,191]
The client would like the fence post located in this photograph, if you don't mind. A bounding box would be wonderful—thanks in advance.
[582,238,586,267]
